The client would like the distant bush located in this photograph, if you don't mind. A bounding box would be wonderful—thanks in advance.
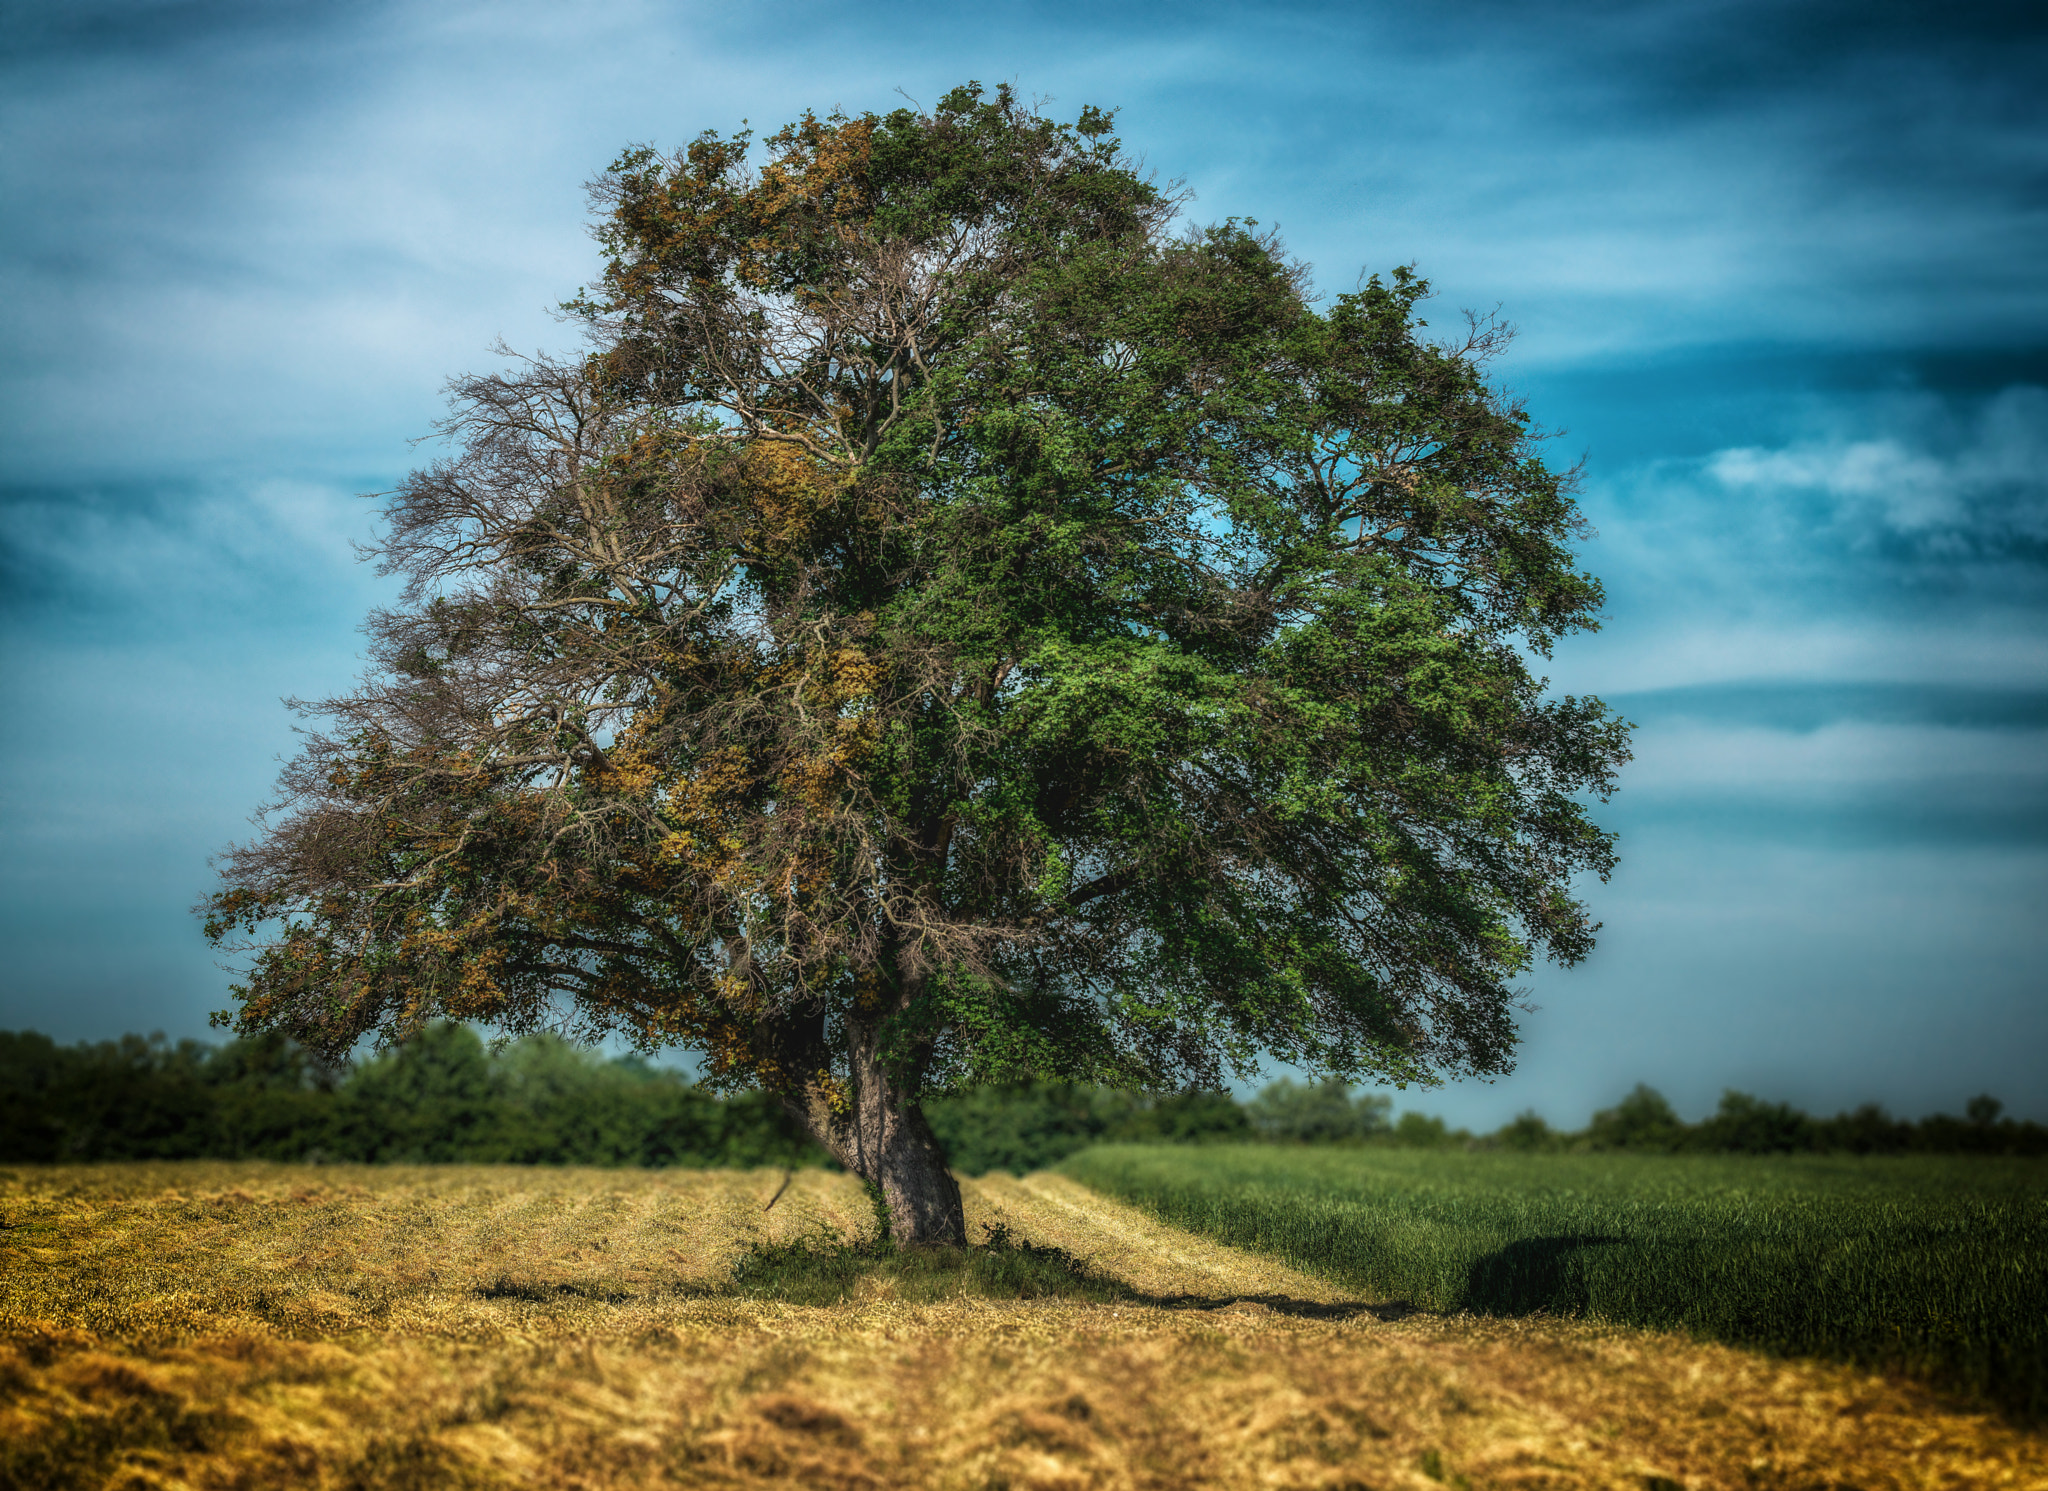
[1393,1111,1458,1147]
[923,1082,1248,1176]
[1244,1078,1391,1143]
[1493,1110,1558,1152]
[0,1025,822,1167]
[1585,1084,1687,1151]
[1575,1084,2047,1159]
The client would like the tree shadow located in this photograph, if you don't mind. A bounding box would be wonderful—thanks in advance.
[1158,1293,1413,1322]
[1455,1233,1625,1316]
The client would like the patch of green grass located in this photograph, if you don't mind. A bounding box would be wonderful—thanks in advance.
[718,1223,1129,1307]
[1061,1144,2048,1419]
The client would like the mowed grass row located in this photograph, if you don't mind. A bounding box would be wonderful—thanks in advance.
[1059,1144,2048,1418]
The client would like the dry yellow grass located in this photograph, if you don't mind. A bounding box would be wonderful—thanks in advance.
[2,1162,2042,1490]
[965,1172,1362,1306]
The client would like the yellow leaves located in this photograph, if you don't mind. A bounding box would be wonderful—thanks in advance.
[748,112,877,264]
[739,440,834,552]
[644,631,883,907]
[659,744,756,891]
[771,685,881,837]
[605,110,883,299]
[655,829,701,866]
[712,967,765,1021]
[596,749,660,802]
[810,1069,852,1116]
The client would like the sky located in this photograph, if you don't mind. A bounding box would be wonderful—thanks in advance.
[2,0,2043,1129]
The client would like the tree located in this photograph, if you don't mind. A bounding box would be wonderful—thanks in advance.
[204,83,1629,1244]
[1586,1083,1685,1151]
[1246,1078,1392,1143]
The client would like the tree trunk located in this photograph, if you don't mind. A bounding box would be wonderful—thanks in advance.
[844,1013,966,1246]
[775,1011,966,1247]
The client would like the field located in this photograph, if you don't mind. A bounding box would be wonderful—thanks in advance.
[1062,1145,2048,1420]
[2,1163,2045,1490]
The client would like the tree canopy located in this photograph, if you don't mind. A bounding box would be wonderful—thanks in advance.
[205,82,1630,1241]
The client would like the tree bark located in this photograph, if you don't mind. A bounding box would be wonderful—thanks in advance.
[773,1010,966,1247]
[842,1013,966,1245]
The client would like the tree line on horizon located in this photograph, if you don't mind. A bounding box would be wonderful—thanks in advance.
[2,1025,2040,1175]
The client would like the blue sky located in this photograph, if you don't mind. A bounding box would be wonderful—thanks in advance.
[2,0,2043,1127]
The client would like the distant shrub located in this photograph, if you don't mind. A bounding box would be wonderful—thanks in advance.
[922,1083,1104,1176]
[1586,1084,1687,1152]
[1245,1079,1391,1143]
[1579,1084,2047,1159]
[1393,1111,1454,1147]
[1691,1089,1813,1153]
[1493,1110,1559,1152]
[924,1082,1248,1176]
[0,1024,823,1167]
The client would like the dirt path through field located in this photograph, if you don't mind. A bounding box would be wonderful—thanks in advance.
[964,1171,1368,1308]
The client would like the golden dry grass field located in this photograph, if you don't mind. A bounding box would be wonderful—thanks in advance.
[2,1163,2043,1490]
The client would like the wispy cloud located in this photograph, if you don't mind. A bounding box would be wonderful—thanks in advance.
[1705,385,2048,562]
[1556,382,2048,698]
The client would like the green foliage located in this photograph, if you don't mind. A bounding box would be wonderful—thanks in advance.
[1244,1077,1391,1143]
[1584,1083,1685,1151]
[1062,1143,2048,1420]
[1573,1084,2047,1158]
[923,1082,1248,1175]
[1690,1089,1815,1155]
[1492,1109,1557,1152]
[7,1031,2038,1169]
[1395,1111,1458,1147]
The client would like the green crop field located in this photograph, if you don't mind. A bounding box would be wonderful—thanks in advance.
[1061,1143,2048,1419]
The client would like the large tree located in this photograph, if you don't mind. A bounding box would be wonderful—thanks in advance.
[205,84,1629,1244]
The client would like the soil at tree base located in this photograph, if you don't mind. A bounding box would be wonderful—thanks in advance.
[2,1162,2042,1489]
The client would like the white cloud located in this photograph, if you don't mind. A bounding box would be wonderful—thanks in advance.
[1547,615,2048,696]
[1548,385,2048,699]
[1705,385,2048,550]
[7,0,2048,484]
[1709,440,1959,530]
[1,475,389,616]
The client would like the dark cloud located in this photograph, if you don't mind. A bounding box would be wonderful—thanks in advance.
[0,0,365,65]
[1615,680,2048,732]
[1616,799,2048,849]
[0,476,389,626]
[1901,345,2048,396]
[1590,0,2046,114]
[1260,0,2048,104]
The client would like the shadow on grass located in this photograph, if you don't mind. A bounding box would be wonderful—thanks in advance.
[1455,1233,1625,1316]
[475,1278,632,1304]
[1449,1233,2046,1428]
[712,1222,1131,1306]
[702,1222,1405,1318]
